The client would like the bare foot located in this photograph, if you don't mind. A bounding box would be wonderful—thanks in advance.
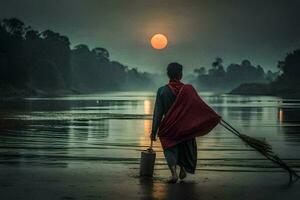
[167,175,178,184]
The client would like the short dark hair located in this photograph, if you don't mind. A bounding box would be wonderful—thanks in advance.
[167,62,183,80]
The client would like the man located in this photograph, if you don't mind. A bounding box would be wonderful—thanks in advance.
[150,62,220,183]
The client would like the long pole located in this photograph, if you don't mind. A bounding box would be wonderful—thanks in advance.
[219,118,299,183]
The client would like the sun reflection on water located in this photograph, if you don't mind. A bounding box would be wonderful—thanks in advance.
[144,99,152,115]
[143,99,153,135]
[279,108,283,123]
[139,100,154,148]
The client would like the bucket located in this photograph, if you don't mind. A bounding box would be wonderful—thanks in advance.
[140,140,156,177]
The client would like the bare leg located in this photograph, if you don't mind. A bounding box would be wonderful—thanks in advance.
[167,165,178,183]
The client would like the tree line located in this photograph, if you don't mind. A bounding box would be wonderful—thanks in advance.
[229,49,300,96]
[0,18,155,96]
[1,18,298,96]
[192,57,278,92]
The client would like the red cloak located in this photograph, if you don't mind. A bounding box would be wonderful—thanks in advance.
[157,84,221,149]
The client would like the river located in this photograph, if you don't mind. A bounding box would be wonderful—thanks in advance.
[0,92,300,173]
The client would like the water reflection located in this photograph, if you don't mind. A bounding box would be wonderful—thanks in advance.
[277,107,300,145]
[139,178,198,200]
[0,92,299,173]
[279,109,284,123]
[139,178,167,200]
[144,100,152,115]
[277,108,300,124]
[140,99,154,148]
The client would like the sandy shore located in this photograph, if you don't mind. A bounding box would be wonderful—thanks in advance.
[1,163,299,200]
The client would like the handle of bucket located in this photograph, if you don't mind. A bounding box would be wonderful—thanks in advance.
[150,140,153,149]
[147,140,153,151]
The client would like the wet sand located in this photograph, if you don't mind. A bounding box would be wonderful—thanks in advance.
[1,163,299,200]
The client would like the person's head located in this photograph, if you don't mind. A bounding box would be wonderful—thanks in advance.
[167,62,183,80]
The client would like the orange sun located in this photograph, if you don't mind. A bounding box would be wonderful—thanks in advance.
[150,34,168,49]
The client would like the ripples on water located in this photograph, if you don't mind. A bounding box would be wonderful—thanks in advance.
[0,92,300,173]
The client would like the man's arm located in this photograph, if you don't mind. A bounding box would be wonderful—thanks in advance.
[150,88,164,141]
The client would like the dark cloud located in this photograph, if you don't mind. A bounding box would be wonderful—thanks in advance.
[0,0,299,73]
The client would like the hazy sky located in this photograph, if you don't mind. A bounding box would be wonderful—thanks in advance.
[0,0,299,74]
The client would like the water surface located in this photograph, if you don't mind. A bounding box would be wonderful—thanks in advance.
[1,92,300,173]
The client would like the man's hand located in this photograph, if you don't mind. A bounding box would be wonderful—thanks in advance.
[150,134,156,141]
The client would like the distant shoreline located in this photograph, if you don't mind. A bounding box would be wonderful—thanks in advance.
[0,86,156,99]
[1,83,300,99]
[229,83,300,98]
